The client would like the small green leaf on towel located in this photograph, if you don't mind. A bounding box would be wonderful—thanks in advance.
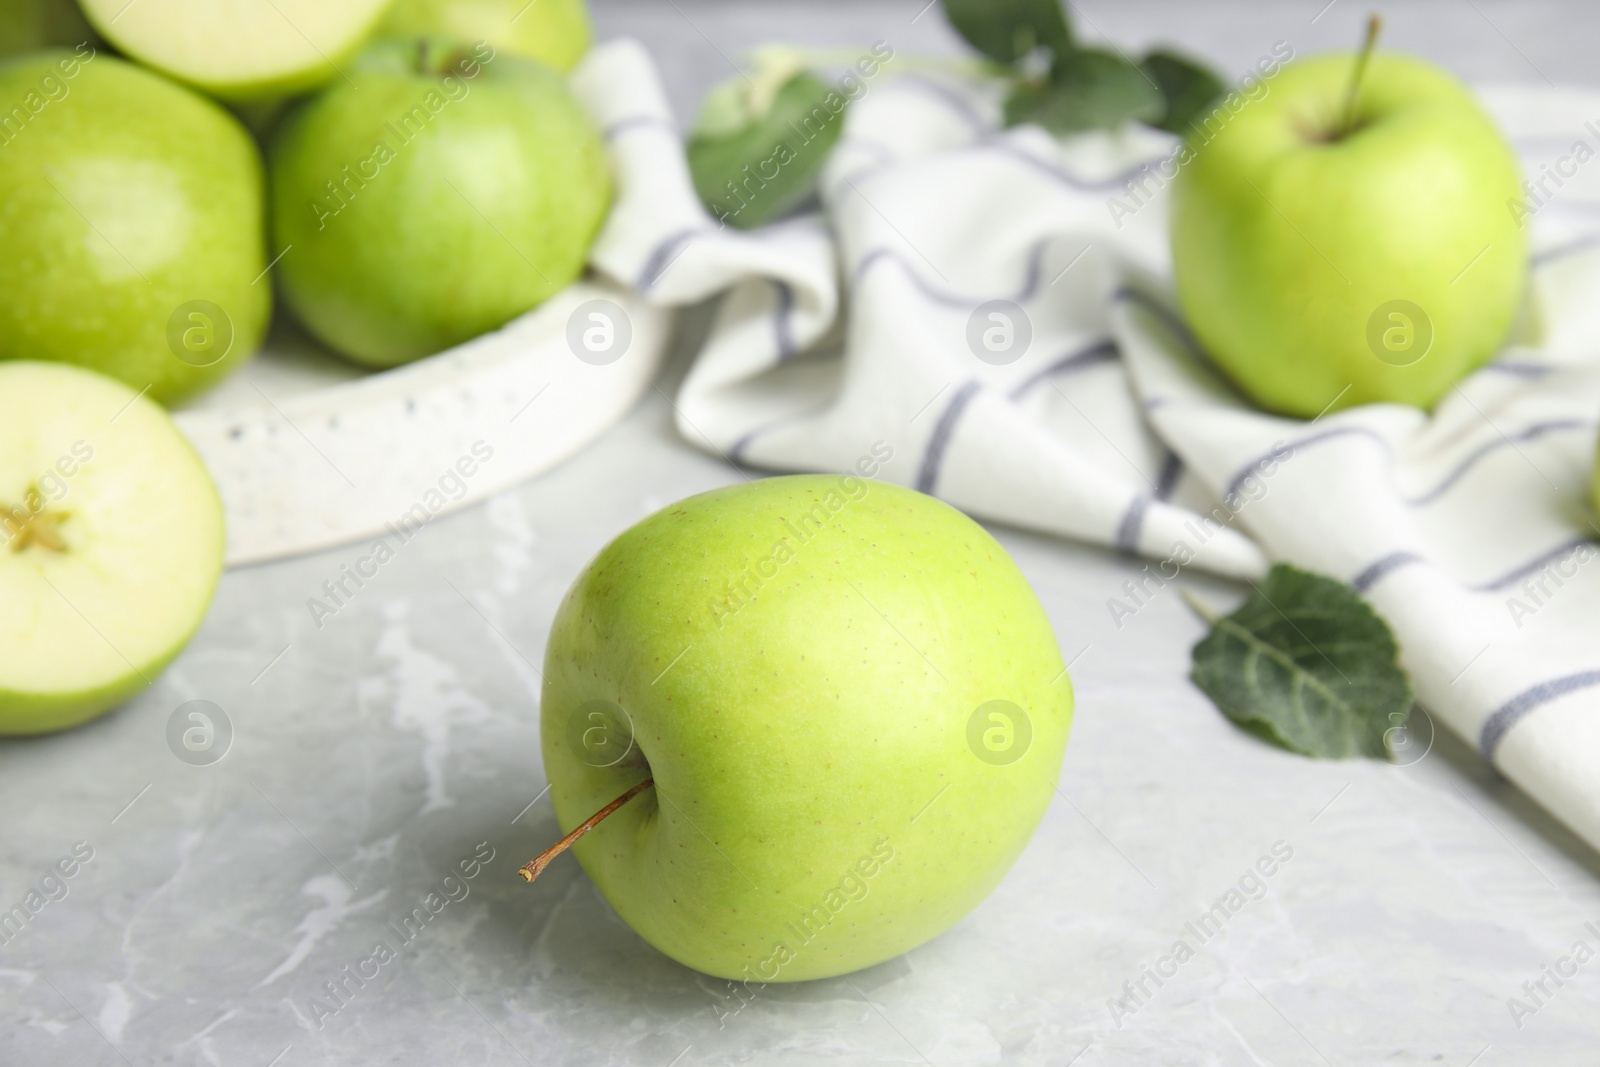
[688,69,847,230]
[1004,48,1164,134]
[1140,49,1225,135]
[939,0,1073,66]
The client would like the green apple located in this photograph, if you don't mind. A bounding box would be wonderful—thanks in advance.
[0,51,270,404]
[1170,45,1526,417]
[269,39,612,366]
[78,0,392,101]
[536,475,1074,981]
[1592,451,1600,520]
[381,0,593,73]
[0,0,99,59]
[0,361,224,736]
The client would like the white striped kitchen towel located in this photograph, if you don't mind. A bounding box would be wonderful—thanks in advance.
[572,40,1600,853]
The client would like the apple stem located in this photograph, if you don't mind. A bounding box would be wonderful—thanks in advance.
[1337,14,1383,139]
[517,777,655,884]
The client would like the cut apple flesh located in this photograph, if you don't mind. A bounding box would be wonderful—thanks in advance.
[0,362,224,734]
[79,0,392,100]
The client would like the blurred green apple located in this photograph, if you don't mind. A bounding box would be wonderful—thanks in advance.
[0,361,224,735]
[78,0,392,101]
[1170,46,1526,417]
[269,39,611,366]
[0,0,98,59]
[0,51,269,403]
[536,475,1074,981]
[381,0,593,72]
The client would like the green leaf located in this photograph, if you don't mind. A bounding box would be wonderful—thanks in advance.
[1004,48,1163,134]
[940,0,1072,67]
[1141,49,1226,135]
[1186,564,1414,760]
[687,71,848,230]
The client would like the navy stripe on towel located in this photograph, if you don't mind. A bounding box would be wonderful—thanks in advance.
[773,280,797,360]
[637,227,709,291]
[851,236,1053,311]
[1349,537,1597,595]
[1115,495,1151,554]
[1154,451,1184,501]
[1009,339,1118,399]
[1481,670,1600,758]
[1350,552,1428,592]
[1473,537,1594,593]
[1532,233,1600,267]
[1222,427,1390,503]
[1405,419,1590,507]
[915,380,981,495]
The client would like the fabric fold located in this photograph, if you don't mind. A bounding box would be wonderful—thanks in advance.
[576,37,1600,854]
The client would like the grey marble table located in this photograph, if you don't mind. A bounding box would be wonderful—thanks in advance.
[6,2,1600,1065]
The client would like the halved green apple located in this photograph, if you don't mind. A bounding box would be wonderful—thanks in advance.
[0,362,224,735]
[78,0,392,101]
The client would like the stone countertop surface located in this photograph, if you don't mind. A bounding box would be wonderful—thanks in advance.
[5,2,1600,1065]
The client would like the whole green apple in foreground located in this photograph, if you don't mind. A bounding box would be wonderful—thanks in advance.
[78,0,392,101]
[270,40,612,366]
[0,362,224,735]
[0,52,269,404]
[536,475,1074,981]
[381,0,593,73]
[1170,48,1526,418]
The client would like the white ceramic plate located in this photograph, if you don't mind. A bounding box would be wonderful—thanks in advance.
[174,277,670,566]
